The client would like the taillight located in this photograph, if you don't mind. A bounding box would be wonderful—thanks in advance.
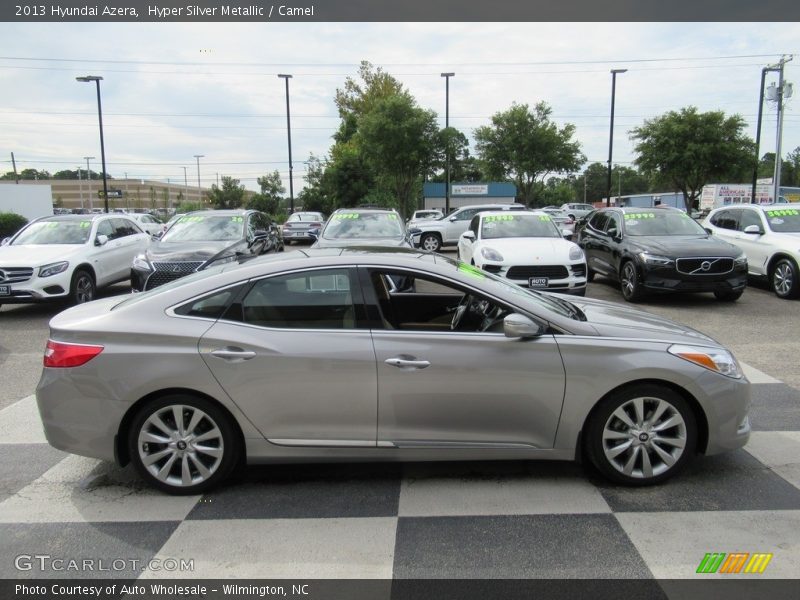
[310,222,322,227]
[44,340,104,368]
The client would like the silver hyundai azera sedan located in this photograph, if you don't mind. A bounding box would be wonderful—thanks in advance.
[36,248,751,494]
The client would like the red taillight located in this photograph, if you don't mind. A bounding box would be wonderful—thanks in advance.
[44,340,104,368]
[310,222,322,227]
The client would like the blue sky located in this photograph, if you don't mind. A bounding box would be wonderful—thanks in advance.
[0,22,798,192]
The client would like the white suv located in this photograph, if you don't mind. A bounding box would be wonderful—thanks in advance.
[0,214,150,308]
[409,203,526,252]
[702,204,800,299]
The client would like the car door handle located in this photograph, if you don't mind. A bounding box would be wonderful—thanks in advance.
[211,348,256,361]
[385,356,431,370]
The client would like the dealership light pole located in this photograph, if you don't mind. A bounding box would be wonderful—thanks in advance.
[770,55,793,203]
[76,76,109,213]
[84,156,95,210]
[278,74,294,214]
[193,155,204,203]
[606,69,627,207]
[441,72,455,214]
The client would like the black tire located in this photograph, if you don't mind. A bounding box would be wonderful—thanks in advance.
[714,289,743,302]
[771,258,800,299]
[420,233,442,253]
[585,384,697,486]
[69,269,96,305]
[127,394,241,495]
[619,261,644,302]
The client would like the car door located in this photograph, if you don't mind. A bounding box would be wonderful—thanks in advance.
[732,209,770,276]
[445,208,478,243]
[581,211,614,277]
[364,268,566,449]
[198,267,379,446]
[112,218,150,281]
[89,219,129,285]
[457,215,481,262]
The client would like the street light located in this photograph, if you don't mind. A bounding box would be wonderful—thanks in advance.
[76,76,109,213]
[606,68,627,207]
[278,74,294,214]
[84,156,95,210]
[441,72,455,214]
[193,155,204,203]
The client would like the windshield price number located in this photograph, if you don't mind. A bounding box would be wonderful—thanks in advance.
[529,277,548,288]
[0,285,10,296]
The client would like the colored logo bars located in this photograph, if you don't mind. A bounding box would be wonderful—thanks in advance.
[696,552,773,574]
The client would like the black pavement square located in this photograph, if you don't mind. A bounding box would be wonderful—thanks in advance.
[749,383,800,431]
[188,462,402,520]
[393,514,653,578]
[596,448,800,512]
[0,443,66,502]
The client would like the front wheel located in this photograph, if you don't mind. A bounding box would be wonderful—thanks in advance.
[420,233,442,253]
[70,269,96,305]
[586,384,697,485]
[128,395,240,495]
[771,258,800,299]
[620,261,644,302]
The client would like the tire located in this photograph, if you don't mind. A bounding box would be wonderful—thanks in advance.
[714,289,743,302]
[619,261,644,302]
[127,394,240,495]
[586,384,697,486]
[771,258,800,299]
[420,233,442,253]
[69,269,96,305]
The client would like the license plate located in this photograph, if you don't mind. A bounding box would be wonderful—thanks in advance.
[0,285,10,296]
[529,277,548,288]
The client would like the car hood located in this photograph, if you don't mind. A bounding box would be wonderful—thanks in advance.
[313,237,410,249]
[0,244,86,267]
[479,237,578,261]
[145,240,244,262]
[566,295,719,345]
[627,235,741,257]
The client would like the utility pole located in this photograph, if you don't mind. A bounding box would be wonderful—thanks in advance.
[10,152,19,184]
[583,175,587,203]
[770,55,793,203]
[84,156,95,210]
[77,166,83,208]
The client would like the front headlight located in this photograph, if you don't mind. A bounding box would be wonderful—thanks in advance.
[668,344,743,379]
[132,255,152,271]
[569,245,584,261]
[481,247,504,262]
[638,252,675,266]
[38,261,69,278]
[734,253,747,267]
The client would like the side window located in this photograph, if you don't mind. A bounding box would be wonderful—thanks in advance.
[175,287,240,320]
[455,209,475,221]
[241,269,356,329]
[111,218,139,238]
[711,210,739,231]
[588,212,609,232]
[606,214,622,237]
[738,210,762,231]
[96,220,114,238]
[469,215,480,236]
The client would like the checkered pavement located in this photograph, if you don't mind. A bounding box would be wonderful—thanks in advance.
[1,364,799,581]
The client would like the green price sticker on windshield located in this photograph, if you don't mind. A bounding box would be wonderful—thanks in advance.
[230,216,243,223]
[538,215,551,221]
[80,221,91,228]
[484,214,514,222]
[180,216,205,223]
[333,213,360,220]
[767,209,798,217]
[625,212,655,220]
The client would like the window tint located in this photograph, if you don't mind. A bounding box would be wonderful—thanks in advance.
[738,209,763,231]
[175,287,239,320]
[606,213,622,236]
[96,220,115,238]
[469,215,480,236]
[111,218,141,238]
[454,209,476,221]
[241,269,356,329]
[589,212,610,232]
[711,210,739,231]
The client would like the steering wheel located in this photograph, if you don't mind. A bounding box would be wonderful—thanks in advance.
[451,294,473,330]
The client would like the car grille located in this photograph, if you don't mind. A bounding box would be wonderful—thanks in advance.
[0,267,34,284]
[675,257,734,275]
[570,264,586,277]
[145,261,203,290]
[507,265,569,279]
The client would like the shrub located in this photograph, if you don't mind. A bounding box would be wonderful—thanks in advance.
[0,212,28,239]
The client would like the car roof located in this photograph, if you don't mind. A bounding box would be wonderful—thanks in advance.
[330,207,398,214]
[478,210,542,218]
[183,209,253,216]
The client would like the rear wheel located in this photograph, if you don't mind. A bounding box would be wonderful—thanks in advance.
[586,384,697,485]
[771,258,800,299]
[128,394,240,495]
[620,261,644,302]
[69,269,95,305]
[420,233,442,253]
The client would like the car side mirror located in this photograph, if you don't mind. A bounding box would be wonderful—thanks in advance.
[704,227,713,235]
[95,234,109,246]
[503,313,544,339]
[461,231,475,242]
[449,216,457,222]
[151,231,163,240]
[743,225,763,235]
[307,228,320,239]
[561,229,573,240]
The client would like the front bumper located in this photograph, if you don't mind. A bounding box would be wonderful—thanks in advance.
[640,263,748,294]
[0,269,72,303]
[480,262,588,295]
[691,368,751,455]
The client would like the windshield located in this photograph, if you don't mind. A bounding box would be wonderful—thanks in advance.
[322,212,405,239]
[481,214,561,240]
[12,220,92,245]
[764,208,800,233]
[624,211,706,236]
[288,212,324,222]
[161,215,244,242]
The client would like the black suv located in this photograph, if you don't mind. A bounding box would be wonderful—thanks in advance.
[131,209,283,291]
[576,207,747,302]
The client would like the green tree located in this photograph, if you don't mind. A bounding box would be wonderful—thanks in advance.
[631,107,755,212]
[208,176,246,209]
[247,170,285,214]
[758,148,800,187]
[356,94,439,218]
[474,102,585,206]
[1,168,51,180]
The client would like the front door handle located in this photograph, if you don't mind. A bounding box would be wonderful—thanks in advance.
[385,356,431,370]
[211,347,256,361]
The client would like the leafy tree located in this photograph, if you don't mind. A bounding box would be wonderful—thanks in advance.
[539,177,578,206]
[208,176,245,209]
[247,170,285,214]
[1,168,51,180]
[631,107,755,212]
[0,213,28,238]
[356,94,439,218]
[758,149,800,186]
[428,127,472,183]
[176,201,204,213]
[474,102,584,206]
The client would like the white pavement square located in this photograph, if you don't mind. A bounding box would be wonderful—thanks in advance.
[0,395,47,444]
[744,431,800,491]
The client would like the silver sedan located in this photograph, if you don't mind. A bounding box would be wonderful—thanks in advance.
[36,248,750,494]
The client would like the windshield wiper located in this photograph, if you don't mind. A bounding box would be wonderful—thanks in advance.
[546,294,586,321]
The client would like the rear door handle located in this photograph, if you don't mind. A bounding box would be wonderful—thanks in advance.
[385,356,431,370]
[211,348,257,361]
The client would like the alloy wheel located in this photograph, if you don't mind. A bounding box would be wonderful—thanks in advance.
[773,261,795,298]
